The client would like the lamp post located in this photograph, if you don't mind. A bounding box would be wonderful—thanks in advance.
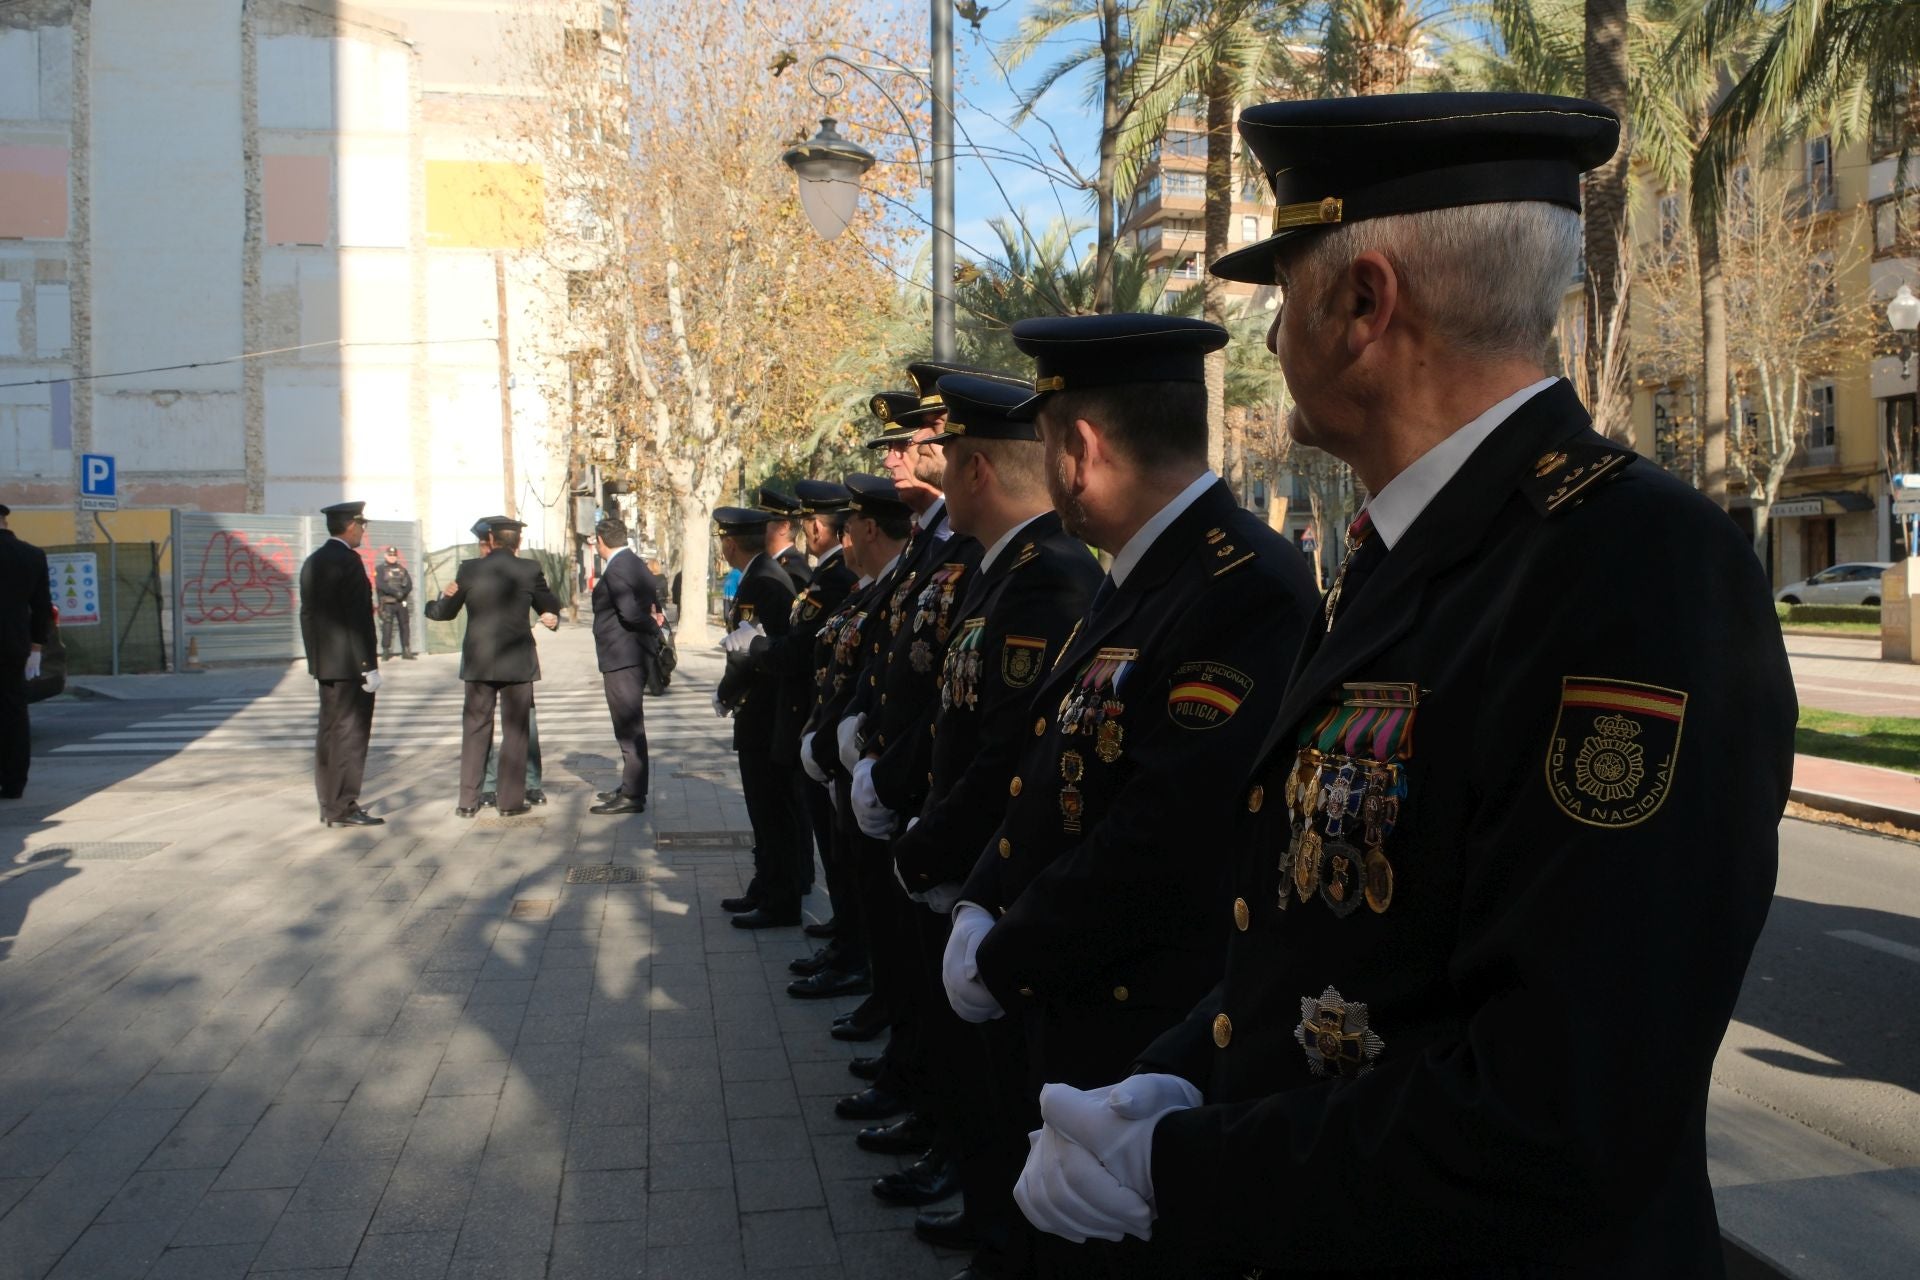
[780,7,956,361]
[1889,283,1920,378]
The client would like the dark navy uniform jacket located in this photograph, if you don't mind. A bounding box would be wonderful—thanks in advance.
[893,511,1101,893]
[717,553,796,750]
[960,479,1319,1087]
[423,549,562,684]
[738,546,859,764]
[775,544,812,592]
[1139,382,1795,1278]
[804,568,893,779]
[299,539,378,681]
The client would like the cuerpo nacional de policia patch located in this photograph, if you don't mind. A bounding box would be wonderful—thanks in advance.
[1546,677,1687,828]
[1167,660,1254,730]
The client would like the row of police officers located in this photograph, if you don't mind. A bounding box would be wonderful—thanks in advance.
[720,91,1794,1280]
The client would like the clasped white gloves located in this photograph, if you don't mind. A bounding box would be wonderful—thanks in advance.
[361,669,383,693]
[924,882,962,914]
[851,757,895,839]
[720,621,763,653]
[1013,1074,1203,1243]
[836,713,865,775]
[711,687,730,718]
[23,651,42,680]
[799,732,828,784]
[942,903,1004,1023]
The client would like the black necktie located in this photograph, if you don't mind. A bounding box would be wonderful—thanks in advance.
[1087,573,1116,620]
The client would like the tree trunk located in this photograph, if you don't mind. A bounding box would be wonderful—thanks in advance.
[1583,0,1631,434]
[1698,214,1730,508]
[1095,0,1123,314]
[677,490,717,646]
[1202,66,1233,473]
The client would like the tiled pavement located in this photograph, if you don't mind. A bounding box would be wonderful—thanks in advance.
[1,633,961,1279]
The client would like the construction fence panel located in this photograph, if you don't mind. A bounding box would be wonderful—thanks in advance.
[421,544,576,658]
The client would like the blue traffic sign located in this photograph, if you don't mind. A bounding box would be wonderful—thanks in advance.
[81,453,116,497]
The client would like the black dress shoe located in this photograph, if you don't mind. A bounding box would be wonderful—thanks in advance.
[454,806,480,819]
[323,809,384,827]
[847,1055,882,1082]
[731,907,801,930]
[497,805,531,818]
[480,792,496,807]
[527,790,546,805]
[788,947,840,976]
[855,1111,932,1154]
[803,918,838,939]
[590,796,645,815]
[787,968,871,1000]
[834,1086,907,1122]
[596,789,624,803]
[401,652,418,659]
[720,894,759,914]
[829,1009,889,1042]
[874,1153,959,1206]
[914,1206,979,1251]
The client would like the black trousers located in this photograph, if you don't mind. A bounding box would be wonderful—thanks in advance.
[738,745,803,915]
[854,826,921,1100]
[827,774,870,971]
[0,647,29,796]
[601,665,649,801]
[314,678,374,820]
[788,766,820,893]
[461,681,532,810]
[378,601,412,655]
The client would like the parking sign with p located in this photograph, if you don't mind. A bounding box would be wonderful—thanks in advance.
[79,453,117,511]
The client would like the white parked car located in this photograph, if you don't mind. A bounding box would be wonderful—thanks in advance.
[1774,561,1893,607]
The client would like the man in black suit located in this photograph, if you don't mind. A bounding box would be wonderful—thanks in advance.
[299,500,384,827]
[758,486,814,591]
[0,504,53,800]
[589,516,663,815]
[426,516,561,818]
[713,507,800,927]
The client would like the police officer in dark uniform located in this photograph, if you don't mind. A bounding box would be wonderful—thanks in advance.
[1011,95,1797,1279]
[299,500,384,827]
[461,517,547,807]
[425,516,561,818]
[758,486,814,591]
[0,504,53,800]
[714,506,802,928]
[375,545,416,659]
[885,374,1104,1276]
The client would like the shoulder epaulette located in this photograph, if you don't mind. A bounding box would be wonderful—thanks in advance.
[1521,434,1638,516]
[1010,542,1040,570]
[1203,525,1258,577]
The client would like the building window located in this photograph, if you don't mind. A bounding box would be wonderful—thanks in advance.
[1806,379,1837,450]
[1241,214,1258,243]
[1806,135,1835,212]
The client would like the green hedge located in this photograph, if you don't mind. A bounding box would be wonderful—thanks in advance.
[1776,602,1881,625]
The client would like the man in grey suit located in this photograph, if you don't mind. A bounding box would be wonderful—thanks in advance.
[426,516,561,818]
[299,500,383,827]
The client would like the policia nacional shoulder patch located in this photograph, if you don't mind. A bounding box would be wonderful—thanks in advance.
[1545,677,1686,828]
[1167,661,1254,730]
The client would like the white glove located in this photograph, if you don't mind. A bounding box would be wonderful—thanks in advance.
[1035,1075,1201,1218]
[836,713,865,775]
[721,621,763,654]
[942,903,1004,1023]
[851,757,895,839]
[361,669,382,693]
[1015,1124,1153,1244]
[711,688,731,718]
[799,732,828,785]
[23,651,42,680]
[925,882,962,914]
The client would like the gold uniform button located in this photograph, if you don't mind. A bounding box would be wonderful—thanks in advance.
[929,724,936,737]
[1033,717,1046,736]
[1009,776,1023,797]
[1212,1013,1232,1048]
[1233,898,1250,931]
[1112,985,1129,1002]
[888,652,895,663]
[998,838,1011,858]
[1247,785,1264,813]
[1018,985,1035,998]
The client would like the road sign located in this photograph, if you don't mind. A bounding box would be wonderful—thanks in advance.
[1895,491,1920,515]
[79,495,118,511]
[47,552,100,626]
[81,453,115,497]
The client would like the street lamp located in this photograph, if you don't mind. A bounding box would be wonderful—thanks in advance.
[782,119,875,242]
[1889,283,1920,377]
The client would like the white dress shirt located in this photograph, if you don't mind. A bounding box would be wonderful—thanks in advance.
[1365,379,1557,550]
[1109,470,1219,587]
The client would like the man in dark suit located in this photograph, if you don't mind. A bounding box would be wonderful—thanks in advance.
[589,516,663,815]
[299,500,384,827]
[0,504,53,800]
[758,486,814,591]
[425,516,561,818]
[467,518,548,807]
[1014,96,1796,1279]
[713,506,800,927]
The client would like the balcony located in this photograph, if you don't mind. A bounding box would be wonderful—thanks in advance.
[1140,225,1205,259]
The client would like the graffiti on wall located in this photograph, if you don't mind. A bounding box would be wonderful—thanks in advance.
[181,530,297,625]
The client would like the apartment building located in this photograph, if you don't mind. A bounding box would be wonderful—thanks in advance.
[0,0,620,556]
[1118,96,1278,308]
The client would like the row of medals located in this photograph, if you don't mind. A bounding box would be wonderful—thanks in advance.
[1282,748,1401,917]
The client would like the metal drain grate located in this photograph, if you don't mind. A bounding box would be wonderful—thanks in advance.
[566,865,640,885]
[657,830,755,849]
[509,898,554,919]
[26,842,169,863]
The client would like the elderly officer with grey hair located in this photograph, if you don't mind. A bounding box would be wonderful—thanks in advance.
[1010,93,1797,1279]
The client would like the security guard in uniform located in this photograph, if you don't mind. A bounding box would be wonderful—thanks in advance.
[758,486,814,592]
[889,374,1104,1276]
[714,506,802,927]
[375,545,416,659]
[300,500,384,827]
[1011,94,1796,1279]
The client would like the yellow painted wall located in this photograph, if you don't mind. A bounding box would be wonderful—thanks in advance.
[8,509,178,572]
[426,160,545,248]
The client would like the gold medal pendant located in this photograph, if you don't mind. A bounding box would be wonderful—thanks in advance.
[1293,829,1322,903]
[1096,719,1124,763]
[1363,847,1394,914]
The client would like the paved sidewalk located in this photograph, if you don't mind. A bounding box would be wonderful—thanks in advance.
[1,633,955,1280]
[1792,755,1920,827]
[1786,633,1920,717]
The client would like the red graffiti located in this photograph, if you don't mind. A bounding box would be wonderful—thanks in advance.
[183,531,297,624]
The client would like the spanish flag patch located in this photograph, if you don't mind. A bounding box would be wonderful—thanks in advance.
[1167,660,1255,731]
